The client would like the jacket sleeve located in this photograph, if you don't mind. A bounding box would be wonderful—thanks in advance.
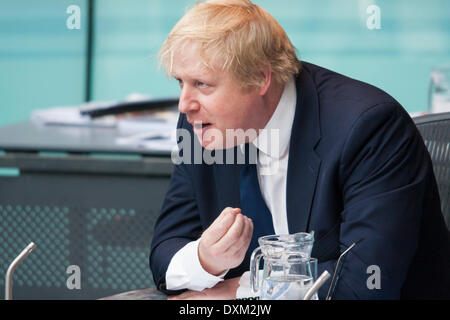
[149,114,203,295]
[317,101,437,299]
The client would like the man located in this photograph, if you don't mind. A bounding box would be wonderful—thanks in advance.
[150,0,450,299]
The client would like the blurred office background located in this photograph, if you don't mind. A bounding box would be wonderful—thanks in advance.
[0,0,449,127]
[0,0,449,300]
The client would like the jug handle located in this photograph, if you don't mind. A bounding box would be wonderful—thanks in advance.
[250,246,263,294]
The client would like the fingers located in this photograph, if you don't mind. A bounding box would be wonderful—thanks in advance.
[227,216,253,257]
[202,207,240,246]
[212,214,251,253]
[197,207,253,275]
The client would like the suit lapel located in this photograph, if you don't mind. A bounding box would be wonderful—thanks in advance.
[286,67,322,233]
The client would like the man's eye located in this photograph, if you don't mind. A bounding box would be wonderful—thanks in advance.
[197,81,208,88]
[176,78,183,87]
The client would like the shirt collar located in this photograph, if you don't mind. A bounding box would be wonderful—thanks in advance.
[251,76,297,159]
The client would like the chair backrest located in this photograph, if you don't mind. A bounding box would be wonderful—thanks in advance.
[413,112,450,229]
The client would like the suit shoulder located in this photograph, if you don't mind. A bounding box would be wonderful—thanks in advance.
[300,62,413,147]
[301,61,397,110]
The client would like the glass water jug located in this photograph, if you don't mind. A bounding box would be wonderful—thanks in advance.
[250,232,315,300]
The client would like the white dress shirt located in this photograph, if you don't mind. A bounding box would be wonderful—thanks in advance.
[165,77,297,291]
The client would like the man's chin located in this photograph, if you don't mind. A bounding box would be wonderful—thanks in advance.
[195,127,251,150]
[198,136,224,150]
[195,127,226,150]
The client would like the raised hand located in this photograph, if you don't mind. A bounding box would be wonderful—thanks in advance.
[198,207,253,276]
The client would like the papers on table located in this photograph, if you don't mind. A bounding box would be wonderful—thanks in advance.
[114,108,178,151]
[30,96,180,151]
[116,110,178,134]
[409,112,427,118]
[115,130,177,152]
[31,106,117,128]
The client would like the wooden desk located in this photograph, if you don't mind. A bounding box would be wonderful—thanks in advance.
[99,288,167,300]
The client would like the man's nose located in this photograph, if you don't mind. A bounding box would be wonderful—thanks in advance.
[178,85,200,114]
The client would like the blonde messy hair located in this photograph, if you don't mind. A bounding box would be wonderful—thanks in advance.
[159,0,301,89]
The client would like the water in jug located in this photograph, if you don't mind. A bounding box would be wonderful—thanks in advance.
[250,232,315,300]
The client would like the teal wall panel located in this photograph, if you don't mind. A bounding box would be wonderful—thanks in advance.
[91,0,191,101]
[1,0,449,127]
[0,0,88,127]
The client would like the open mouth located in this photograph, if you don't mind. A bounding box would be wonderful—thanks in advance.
[194,123,212,129]
[192,122,216,147]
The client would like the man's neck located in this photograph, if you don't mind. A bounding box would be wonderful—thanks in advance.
[260,79,285,129]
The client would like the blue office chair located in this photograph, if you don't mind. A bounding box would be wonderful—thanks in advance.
[413,111,450,229]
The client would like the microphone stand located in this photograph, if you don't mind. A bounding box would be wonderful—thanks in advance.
[5,242,36,300]
[325,238,364,300]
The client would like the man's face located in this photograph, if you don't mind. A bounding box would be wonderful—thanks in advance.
[171,45,266,150]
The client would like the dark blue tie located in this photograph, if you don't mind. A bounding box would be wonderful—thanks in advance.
[239,145,275,261]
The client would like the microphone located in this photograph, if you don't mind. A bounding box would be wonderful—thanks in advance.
[303,270,331,300]
[5,242,36,300]
[325,238,364,300]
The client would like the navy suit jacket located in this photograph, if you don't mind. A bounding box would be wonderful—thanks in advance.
[150,62,450,299]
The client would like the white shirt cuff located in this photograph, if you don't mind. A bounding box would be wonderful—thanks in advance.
[165,239,228,291]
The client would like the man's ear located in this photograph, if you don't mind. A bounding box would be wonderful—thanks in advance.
[258,64,272,96]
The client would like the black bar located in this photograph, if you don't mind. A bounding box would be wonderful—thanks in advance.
[85,0,95,102]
